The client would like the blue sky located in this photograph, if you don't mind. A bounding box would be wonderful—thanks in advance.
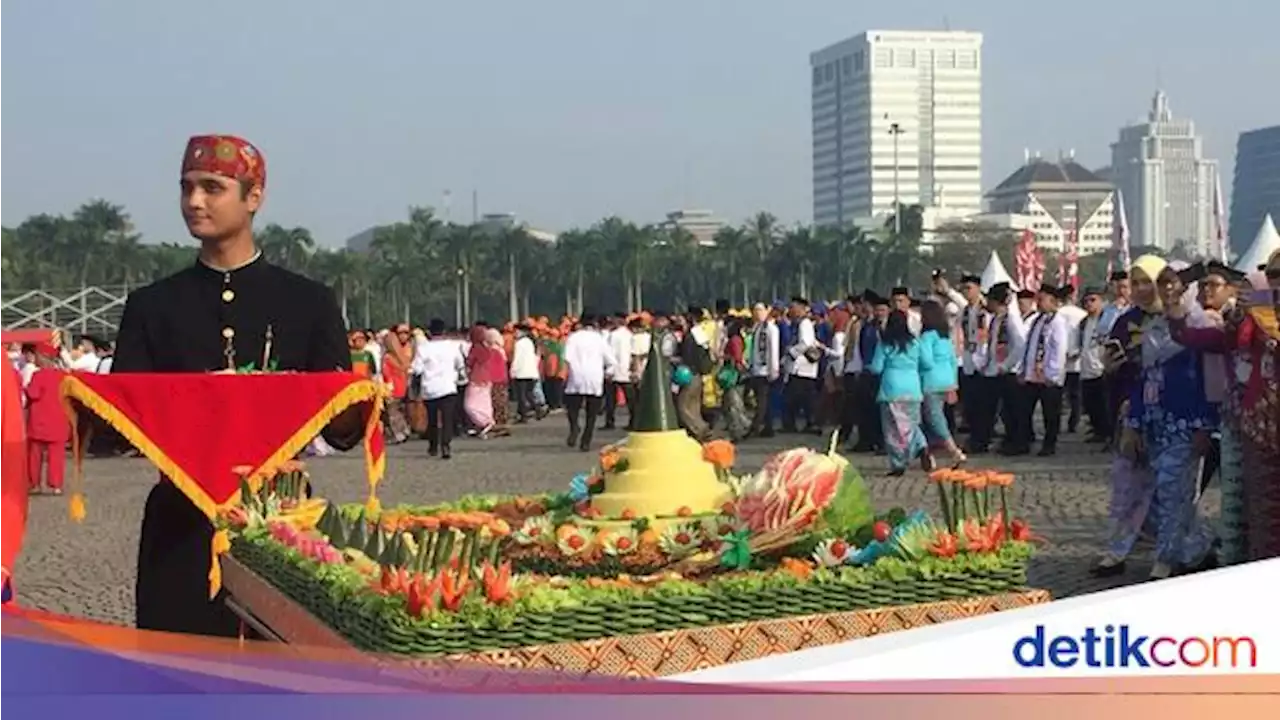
[2,0,1276,247]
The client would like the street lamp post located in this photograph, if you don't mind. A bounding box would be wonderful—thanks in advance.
[887,119,905,236]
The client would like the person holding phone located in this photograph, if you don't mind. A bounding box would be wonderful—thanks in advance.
[1092,255,1167,577]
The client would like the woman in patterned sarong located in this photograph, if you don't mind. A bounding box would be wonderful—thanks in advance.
[1093,255,1166,577]
[1119,267,1216,580]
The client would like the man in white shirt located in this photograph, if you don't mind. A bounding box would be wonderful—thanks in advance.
[65,335,101,373]
[1099,269,1133,333]
[891,287,923,336]
[419,319,466,459]
[509,323,544,423]
[563,313,616,451]
[746,303,780,438]
[946,274,987,435]
[970,283,1028,455]
[1056,284,1088,434]
[602,313,636,430]
[95,341,115,373]
[629,318,651,386]
[1075,288,1111,443]
[784,297,822,435]
[1008,284,1069,457]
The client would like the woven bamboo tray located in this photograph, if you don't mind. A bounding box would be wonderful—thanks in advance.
[222,554,1050,677]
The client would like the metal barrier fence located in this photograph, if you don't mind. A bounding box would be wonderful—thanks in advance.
[1,285,129,337]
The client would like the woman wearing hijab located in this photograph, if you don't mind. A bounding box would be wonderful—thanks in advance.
[380,329,412,444]
[485,327,512,435]
[1093,255,1167,577]
[1118,265,1217,580]
[464,326,499,437]
[867,310,934,477]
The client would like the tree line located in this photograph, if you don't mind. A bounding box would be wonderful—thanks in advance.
[4,199,1136,330]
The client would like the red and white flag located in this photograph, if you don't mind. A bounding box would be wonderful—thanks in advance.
[1015,229,1045,291]
[1059,205,1081,290]
[1213,171,1228,262]
[1109,190,1131,278]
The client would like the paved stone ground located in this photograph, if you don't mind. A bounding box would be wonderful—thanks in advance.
[15,414,1218,627]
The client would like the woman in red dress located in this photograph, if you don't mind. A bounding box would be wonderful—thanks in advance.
[24,343,70,495]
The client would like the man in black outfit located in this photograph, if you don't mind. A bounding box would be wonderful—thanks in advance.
[112,135,364,638]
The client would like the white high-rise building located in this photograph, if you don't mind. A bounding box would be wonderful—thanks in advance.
[1110,91,1219,255]
[811,30,983,228]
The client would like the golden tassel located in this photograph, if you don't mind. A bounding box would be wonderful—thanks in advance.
[208,528,231,598]
[69,493,86,522]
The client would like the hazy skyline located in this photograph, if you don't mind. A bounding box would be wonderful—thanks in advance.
[3,0,1277,247]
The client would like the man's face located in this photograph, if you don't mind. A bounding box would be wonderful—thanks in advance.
[1017,297,1035,316]
[962,282,981,303]
[1035,292,1056,313]
[788,302,805,319]
[892,294,910,312]
[350,333,366,350]
[180,171,261,242]
[873,305,890,324]
[1112,278,1132,301]
[752,305,768,323]
[1083,294,1103,315]
[1198,274,1235,311]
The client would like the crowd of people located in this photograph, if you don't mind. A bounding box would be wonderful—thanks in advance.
[316,248,1280,582]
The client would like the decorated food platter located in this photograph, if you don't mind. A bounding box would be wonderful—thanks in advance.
[219,426,1048,675]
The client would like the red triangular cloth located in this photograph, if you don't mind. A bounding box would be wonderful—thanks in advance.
[59,372,386,596]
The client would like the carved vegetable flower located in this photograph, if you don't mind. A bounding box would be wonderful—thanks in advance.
[513,516,554,546]
[701,514,745,541]
[659,523,702,558]
[481,561,514,605]
[701,439,736,470]
[599,448,624,473]
[556,525,595,556]
[601,528,640,556]
[811,537,853,567]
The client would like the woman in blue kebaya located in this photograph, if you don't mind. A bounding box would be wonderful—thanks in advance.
[868,310,933,477]
[918,300,967,469]
[1121,266,1218,580]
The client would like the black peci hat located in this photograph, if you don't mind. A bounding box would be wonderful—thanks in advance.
[1109,270,1129,282]
[960,273,981,285]
[1016,289,1035,299]
[891,286,910,297]
[1202,261,1246,283]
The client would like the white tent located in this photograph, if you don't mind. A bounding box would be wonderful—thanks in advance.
[980,250,1016,291]
[1235,213,1280,272]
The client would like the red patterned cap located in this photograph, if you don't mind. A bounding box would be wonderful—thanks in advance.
[181,135,266,189]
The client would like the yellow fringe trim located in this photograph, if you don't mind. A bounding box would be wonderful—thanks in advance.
[59,375,385,596]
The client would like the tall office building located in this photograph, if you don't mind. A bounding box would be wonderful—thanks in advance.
[1228,124,1280,258]
[811,30,983,228]
[1109,91,1218,254]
